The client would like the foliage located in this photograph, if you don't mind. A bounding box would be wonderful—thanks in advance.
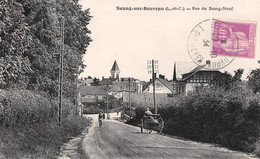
[247,68,260,93]
[1,0,92,100]
[0,0,33,88]
[91,77,100,86]
[212,69,244,90]
[0,89,90,158]
[158,87,260,154]
[1,0,92,157]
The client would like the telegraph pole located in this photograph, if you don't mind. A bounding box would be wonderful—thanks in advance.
[147,60,159,114]
[128,77,131,106]
[129,77,131,116]
[152,60,156,114]
[106,80,109,119]
[75,62,78,117]
[58,17,64,126]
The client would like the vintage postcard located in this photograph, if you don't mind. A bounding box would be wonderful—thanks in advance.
[1,0,260,158]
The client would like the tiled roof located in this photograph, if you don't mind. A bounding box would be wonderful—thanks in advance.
[79,85,110,96]
[99,78,118,85]
[143,79,174,93]
[142,82,150,91]
[110,60,120,72]
[157,78,174,93]
[179,66,220,82]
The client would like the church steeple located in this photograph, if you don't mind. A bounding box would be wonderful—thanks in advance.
[173,62,177,81]
[110,60,120,79]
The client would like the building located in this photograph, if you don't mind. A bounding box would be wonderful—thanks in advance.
[99,77,118,86]
[78,85,110,104]
[110,60,120,79]
[78,76,94,86]
[173,64,223,95]
[143,74,174,94]
[99,60,120,86]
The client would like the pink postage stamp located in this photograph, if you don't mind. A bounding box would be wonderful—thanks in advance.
[211,19,257,58]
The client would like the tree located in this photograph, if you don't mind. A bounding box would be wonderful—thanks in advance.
[212,71,232,90]
[91,77,100,86]
[232,69,244,82]
[212,69,244,90]
[0,0,33,88]
[247,68,260,93]
[11,0,92,99]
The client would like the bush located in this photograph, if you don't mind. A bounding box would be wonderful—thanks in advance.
[158,87,260,154]
[0,89,90,158]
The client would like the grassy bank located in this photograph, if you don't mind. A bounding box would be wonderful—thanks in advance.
[0,89,90,158]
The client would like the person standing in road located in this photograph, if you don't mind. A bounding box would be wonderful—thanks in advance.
[98,112,103,127]
[145,108,152,115]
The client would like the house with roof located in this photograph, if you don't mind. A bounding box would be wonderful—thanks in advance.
[78,76,94,86]
[173,63,223,95]
[143,74,174,94]
[78,85,110,104]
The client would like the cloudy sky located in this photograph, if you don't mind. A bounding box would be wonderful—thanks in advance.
[79,0,260,81]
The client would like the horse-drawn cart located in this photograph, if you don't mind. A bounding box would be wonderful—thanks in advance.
[140,114,164,135]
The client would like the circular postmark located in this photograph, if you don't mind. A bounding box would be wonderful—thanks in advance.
[187,19,238,69]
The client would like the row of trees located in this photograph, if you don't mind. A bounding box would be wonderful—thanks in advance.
[1,0,92,157]
[212,68,260,94]
[1,0,92,99]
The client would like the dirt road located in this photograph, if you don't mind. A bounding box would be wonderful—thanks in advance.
[82,113,257,159]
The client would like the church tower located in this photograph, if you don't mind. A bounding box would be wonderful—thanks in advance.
[110,60,120,79]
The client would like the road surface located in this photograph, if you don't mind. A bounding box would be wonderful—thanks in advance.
[82,113,258,159]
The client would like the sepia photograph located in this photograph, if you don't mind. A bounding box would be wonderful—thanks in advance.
[1,0,260,158]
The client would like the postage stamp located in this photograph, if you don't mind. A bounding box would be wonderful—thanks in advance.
[211,19,257,58]
[187,19,235,69]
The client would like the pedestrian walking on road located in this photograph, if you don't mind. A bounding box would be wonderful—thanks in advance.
[102,113,105,119]
[98,112,103,127]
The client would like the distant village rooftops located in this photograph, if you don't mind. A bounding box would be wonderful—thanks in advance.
[99,77,118,85]
[79,85,110,96]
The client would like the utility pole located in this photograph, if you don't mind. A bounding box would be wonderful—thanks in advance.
[106,80,109,119]
[129,77,131,116]
[152,60,156,114]
[128,77,131,106]
[147,60,159,114]
[75,62,78,117]
[58,17,64,126]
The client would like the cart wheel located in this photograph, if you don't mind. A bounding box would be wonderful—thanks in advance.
[159,120,164,135]
[141,119,143,133]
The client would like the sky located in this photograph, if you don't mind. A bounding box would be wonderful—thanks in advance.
[78,0,260,81]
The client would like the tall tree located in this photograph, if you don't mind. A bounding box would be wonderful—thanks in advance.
[1,0,92,100]
[247,68,260,93]
[0,0,32,88]
[212,69,244,90]
[91,77,100,86]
